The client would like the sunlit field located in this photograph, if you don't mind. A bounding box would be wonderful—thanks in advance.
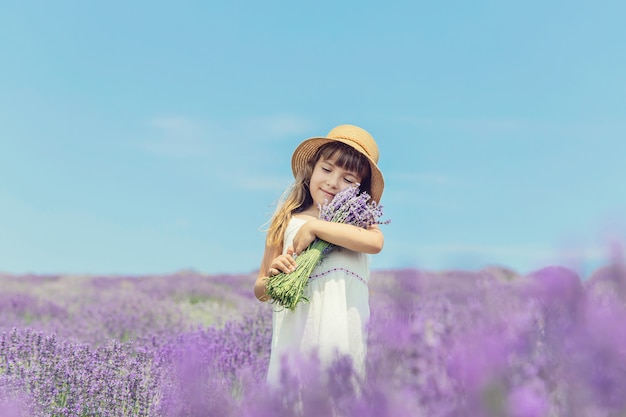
[2,263,626,416]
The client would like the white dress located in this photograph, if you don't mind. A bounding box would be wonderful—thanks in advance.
[266,217,371,386]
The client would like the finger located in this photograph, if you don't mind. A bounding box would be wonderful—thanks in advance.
[281,259,296,273]
[285,253,297,265]
[271,257,286,270]
[278,253,296,266]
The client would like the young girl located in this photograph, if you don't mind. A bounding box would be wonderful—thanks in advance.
[254,124,385,385]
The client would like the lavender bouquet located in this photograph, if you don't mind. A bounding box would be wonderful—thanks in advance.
[267,185,390,311]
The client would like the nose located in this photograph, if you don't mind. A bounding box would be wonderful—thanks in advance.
[326,174,340,189]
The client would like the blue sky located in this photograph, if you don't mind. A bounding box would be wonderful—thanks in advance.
[1,1,625,278]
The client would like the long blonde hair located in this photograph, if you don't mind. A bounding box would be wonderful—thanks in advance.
[265,142,372,247]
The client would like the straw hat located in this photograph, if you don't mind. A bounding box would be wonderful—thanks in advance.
[291,124,384,202]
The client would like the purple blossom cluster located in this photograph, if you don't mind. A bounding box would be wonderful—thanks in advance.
[319,185,390,230]
[0,271,257,346]
[2,262,626,416]
[1,328,161,416]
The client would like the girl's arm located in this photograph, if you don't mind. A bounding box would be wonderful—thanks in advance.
[292,220,384,255]
[254,242,297,302]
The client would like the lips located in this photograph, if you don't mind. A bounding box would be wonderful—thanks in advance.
[321,189,335,200]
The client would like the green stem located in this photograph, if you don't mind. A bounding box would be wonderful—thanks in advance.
[266,240,333,310]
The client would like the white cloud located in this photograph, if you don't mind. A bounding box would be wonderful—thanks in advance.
[141,114,311,162]
[141,114,312,158]
[140,114,314,194]
[410,241,612,273]
[143,116,211,158]
[230,174,292,192]
[242,114,313,139]
[405,117,626,141]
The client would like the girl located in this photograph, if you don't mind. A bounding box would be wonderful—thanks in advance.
[254,124,385,385]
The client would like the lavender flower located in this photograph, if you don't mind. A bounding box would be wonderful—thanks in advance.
[266,185,390,310]
[2,252,626,416]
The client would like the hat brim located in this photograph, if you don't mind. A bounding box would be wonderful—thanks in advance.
[291,137,385,203]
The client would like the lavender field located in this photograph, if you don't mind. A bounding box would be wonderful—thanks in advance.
[1,263,626,417]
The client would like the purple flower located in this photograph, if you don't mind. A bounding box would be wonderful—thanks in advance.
[4,258,626,416]
[506,383,549,417]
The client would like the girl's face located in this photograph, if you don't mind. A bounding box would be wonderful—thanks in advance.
[308,156,362,207]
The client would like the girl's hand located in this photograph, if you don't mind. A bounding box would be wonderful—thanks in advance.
[267,246,297,276]
[292,220,318,255]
